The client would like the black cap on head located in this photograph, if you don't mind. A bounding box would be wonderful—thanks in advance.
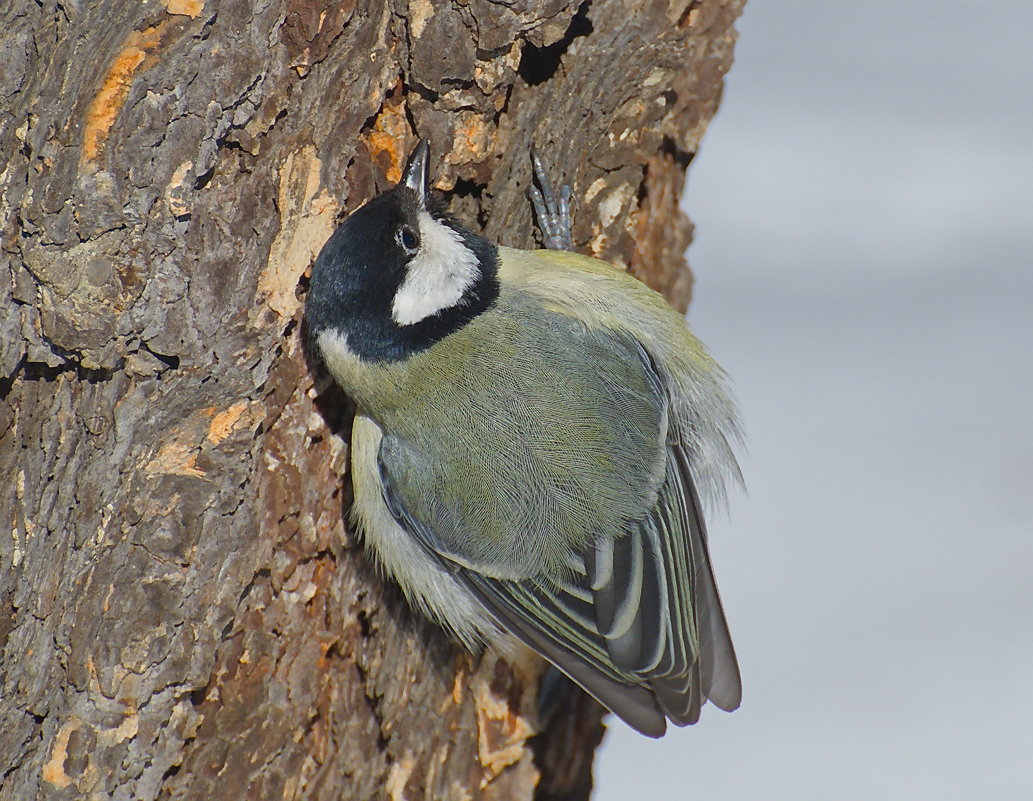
[305,137,499,363]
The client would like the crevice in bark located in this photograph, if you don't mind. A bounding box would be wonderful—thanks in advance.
[139,342,181,373]
[14,355,118,385]
[518,2,594,86]
[660,134,695,169]
[401,79,440,106]
[530,689,607,801]
[0,361,22,401]
[192,165,216,191]
[675,0,704,28]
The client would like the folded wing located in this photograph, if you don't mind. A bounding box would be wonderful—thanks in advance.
[378,430,741,737]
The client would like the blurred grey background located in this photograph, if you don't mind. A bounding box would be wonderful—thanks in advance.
[597,2,1033,798]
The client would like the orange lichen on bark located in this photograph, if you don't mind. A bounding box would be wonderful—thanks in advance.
[163,0,204,18]
[451,667,465,706]
[444,112,496,166]
[366,97,411,185]
[41,718,81,788]
[207,401,250,445]
[81,25,167,164]
[145,441,206,478]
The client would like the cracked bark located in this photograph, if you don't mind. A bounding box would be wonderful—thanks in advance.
[0,0,744,798]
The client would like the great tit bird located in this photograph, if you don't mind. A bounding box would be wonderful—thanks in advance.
[305,139,743,737]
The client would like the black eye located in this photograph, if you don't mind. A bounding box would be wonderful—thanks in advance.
[396,225,419,255]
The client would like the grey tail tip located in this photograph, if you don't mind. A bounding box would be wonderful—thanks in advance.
[401,138,430,198]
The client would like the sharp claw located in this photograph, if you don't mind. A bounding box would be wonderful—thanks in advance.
[533,146,549,192]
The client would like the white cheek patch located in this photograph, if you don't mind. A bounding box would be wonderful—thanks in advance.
[391,210,480,326]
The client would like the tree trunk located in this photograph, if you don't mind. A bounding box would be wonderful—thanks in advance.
[0,0,743,798]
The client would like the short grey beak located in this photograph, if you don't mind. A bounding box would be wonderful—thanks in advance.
[400,139,430,203]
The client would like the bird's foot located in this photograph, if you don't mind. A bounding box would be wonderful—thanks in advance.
[528,147,575,252]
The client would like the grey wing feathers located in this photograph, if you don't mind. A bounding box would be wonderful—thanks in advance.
[459,569,670,737]
[378,435,741,737]
[675,445,742,712]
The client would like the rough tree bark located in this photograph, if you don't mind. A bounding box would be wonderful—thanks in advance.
[0,0,744,798]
